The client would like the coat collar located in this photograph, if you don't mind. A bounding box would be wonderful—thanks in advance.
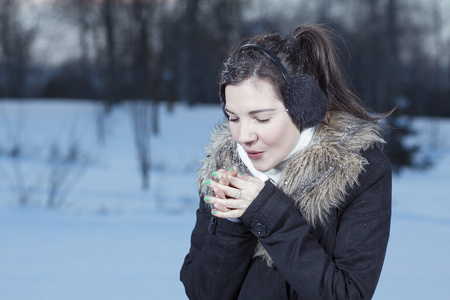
[199,111,384,224]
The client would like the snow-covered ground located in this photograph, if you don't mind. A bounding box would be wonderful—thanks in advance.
[0,100,449,299]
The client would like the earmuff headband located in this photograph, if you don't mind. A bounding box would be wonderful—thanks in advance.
[240,44,290,83]
[238,43,328,129]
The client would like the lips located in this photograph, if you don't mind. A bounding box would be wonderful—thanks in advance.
[246,150,264,160]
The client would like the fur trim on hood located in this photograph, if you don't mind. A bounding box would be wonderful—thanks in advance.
[197,111,385,266]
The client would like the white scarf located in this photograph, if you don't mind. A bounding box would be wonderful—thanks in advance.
[227,127,315,223]
[237,126,316,185]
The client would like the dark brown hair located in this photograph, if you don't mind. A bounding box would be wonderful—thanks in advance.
[219,24,382,122]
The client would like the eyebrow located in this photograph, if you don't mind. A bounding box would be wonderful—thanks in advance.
[224,108,277,115]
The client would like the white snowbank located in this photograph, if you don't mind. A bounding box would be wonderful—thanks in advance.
[0,100,449,299]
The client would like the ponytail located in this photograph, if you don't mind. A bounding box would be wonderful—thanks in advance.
[292,24,382,121]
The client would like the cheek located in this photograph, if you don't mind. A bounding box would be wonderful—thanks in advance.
[260,132,280,147]
[229,124,239,141]
[261,122,287,147]
[263,120,300,152]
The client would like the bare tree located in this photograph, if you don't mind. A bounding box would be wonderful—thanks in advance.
[1,104,42,205]
[0,0,38,97]
[174,0,247,104]
[126,0,163,190]
[47,140,92,207]
[57,0,123,104]
[130,0,154,95]
[0,103,93,207]
[430,0,449,115]
[176,0,201,104]
[55,0,97,69]
[101,0,121,104]
[130,101,152,190]
[9,143,42,205]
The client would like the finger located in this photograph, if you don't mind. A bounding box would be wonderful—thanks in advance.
[218,171,230,186]
[212,170,229,185]
[222,184,242,199]
[230,166,239,177]
[212,202,231,212]
[213,185,226,199]
[207,179,241,199]
[228,174,263,189]
[204,195,230,211]
[213,197,249,210]
[229,166,249,179]
[227,176,245,189]
[214,167,244,185]
[205,194,248,210]
[212,208,244,219]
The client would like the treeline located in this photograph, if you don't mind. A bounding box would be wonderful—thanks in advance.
[0,0,449,117]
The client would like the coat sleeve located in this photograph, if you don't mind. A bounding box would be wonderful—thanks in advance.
[180,197,258,300]
[239,148,392,299]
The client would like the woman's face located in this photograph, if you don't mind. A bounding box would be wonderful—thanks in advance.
[225,78,301,172]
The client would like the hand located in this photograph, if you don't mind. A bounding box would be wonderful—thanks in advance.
[204,166,265,219]
[209,168,234,199]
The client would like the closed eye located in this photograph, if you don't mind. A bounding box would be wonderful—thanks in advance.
[256,118,270,123]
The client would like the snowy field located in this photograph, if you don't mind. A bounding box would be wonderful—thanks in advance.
[0,100,449,299]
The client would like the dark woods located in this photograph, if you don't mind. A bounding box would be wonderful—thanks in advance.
[0,0,449,116]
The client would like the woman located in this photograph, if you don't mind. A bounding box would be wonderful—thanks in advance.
[180,24,392,299]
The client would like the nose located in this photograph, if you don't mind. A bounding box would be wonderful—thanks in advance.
[236,122,257,145]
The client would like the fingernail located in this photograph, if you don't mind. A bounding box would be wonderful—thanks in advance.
[212,210,217,215]
[231,167,235,172]
[206,180,211,185]
[239,171,243,176]
[205,196,210,202]
[212,172,217,177]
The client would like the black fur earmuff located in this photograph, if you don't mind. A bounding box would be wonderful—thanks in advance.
[240,44,327,128]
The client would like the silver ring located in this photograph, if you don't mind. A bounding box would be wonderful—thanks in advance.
[236,191,241,198]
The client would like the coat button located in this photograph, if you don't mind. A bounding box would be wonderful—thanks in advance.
[254,223,267,237]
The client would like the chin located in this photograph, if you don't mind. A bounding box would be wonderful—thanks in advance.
[253,163,271,172]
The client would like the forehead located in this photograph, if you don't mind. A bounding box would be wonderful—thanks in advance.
[224,78,283,110]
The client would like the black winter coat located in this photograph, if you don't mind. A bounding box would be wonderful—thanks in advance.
[180,147,391,300]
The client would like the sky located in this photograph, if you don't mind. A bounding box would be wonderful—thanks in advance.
[16,0,450,66]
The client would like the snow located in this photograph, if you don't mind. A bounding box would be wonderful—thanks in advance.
[0,100,449,299]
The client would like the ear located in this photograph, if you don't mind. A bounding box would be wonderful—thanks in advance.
[282,74,327,128]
